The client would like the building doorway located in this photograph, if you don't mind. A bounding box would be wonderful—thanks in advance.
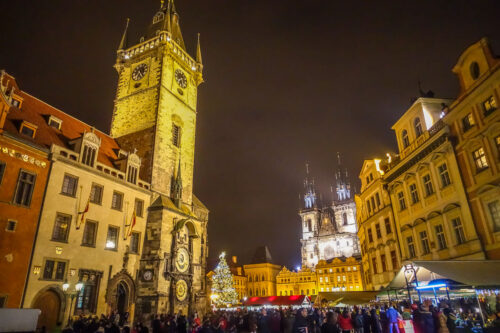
[33,289,61,332]
[117,282,128,316]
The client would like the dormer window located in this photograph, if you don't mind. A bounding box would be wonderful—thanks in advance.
[20,121,37,138]
[11,98,21,108]
[48,115,62,130]
[82,145,97,167]
[414,118,423,137]
[401,129,410,148]
[153,12,165,24]
[125,152,141,185]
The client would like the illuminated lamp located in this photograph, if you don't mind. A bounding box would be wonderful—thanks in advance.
[416,283,447,290]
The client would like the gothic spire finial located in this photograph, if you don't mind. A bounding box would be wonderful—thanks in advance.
[118,18,130,51]
[196,33,203,64]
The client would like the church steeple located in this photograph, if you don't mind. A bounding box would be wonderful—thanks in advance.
[118,18,130,51]
[147,0,185,50]
[171,157,183,207]
[334,152,351,202]
[303,163,317,209]
[196,33,203,65]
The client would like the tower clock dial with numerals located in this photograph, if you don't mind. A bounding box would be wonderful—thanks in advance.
[175,247,190,273]
[132,63,148,81]
[174,69,188,88]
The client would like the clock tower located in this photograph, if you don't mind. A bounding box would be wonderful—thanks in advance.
[110,0,209,320]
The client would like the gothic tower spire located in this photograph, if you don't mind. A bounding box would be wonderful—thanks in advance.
[303,163,317,209]
[118,18,130,51]
[196,33,203,65]
[171,156,183,207]
[334,152,351,202]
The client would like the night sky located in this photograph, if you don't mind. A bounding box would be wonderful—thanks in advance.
[1,1,499,268]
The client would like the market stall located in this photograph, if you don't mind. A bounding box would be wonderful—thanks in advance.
[314,291,379,307]
[242,295,311,309]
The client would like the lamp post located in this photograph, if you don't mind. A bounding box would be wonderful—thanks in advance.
[62,280,84,326]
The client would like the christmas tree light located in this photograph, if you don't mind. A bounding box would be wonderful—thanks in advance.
[211,251,238,307]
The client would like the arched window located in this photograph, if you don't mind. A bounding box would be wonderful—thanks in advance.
[153,12,165,24]
[402,130,410,148]
[342,213,348,225]
[255,289,259,296]
[262,289,266,296]
[414,118,423,137]
[261,274,265,281]
[306,289,310,295]
[279,291,282,296]
[248,276,252,282]
[255,275,258,282]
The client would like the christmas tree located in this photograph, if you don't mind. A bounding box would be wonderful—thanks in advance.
[211,252,238,307]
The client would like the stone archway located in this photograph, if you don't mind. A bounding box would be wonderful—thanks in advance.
[106,270,136,316]
[31,285,66,331]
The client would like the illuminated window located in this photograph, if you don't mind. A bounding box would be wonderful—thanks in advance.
[414,118,423,137]
[82,220,97,247]
[482,96,497,116]
[325,277,329,282]
[462,113,475,132]
[409,183,419,204]
[172,124,181,147]
[61,174,78,197]
[130,232,140,254]
[472,147,488,171]
[452,218,466,245]
[397,191,406,211]
[111,191,123,210]
[13,171,36,207]
[52,213,71,242]
[435,224,447,250]
[407,236,416,258]
[438,163,451,188]
[422,174,434,196]
[89,183,103,204]
[319,277,323,283]
[384,218,392,234]
[105,226,119,250]
[43,259,66,280]
[420,231,430,255]
[401,130,410,148]
[488,201,500,232]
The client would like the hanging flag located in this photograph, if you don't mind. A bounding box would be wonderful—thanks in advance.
[78,195,90,229]
[127,210,137,237]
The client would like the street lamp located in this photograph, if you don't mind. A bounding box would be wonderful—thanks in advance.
[62,280,84,325]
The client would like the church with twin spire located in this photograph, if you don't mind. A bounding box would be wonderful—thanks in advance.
[299,154,361,269]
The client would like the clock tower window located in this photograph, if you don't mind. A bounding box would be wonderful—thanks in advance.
[172,124,181,147]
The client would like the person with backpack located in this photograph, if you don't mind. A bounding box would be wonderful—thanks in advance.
[386,304,400,333]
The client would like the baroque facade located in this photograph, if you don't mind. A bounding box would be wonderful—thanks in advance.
[0,0,209,330]
[300,156,360,269]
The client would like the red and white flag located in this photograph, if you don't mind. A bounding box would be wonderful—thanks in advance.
[127,210,137,237]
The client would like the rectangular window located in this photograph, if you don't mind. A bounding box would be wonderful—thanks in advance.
[390,250,398,270]
[61,174,78,196]
[81,145,96,167]
[420,231,430,254]
[371,197,376,211]
[111,191,123,210]
[367,228,373,243]
[127,165,138,184]
[20,124,36,138]
[482,95,497,116]
[366,199,372,213]
[423,174,434,196]
[371,257,377,274]
[438,163,451,188]
[89,184,103,204]
[384,218,392,234]
[452,218,466,244]
[375,223,382,239]
[462,113,475,132]
[51,213,71,242]
[375,193,381,207]
[0,161,6,185]
[135,198,144,217]
[6,220,17,232]
[105,226,119,250]
[409,183,419,204]
[130,232,140,254]
[82,220,97,247]
[435,224,447,250]
[407,236,416,258]
[487,201,500,232]
[43,259,66,280]
[380,254,387,272]
[397,191,406,211]
[172,124,181,147]
[472,147,489,171]
[13,170,36,207]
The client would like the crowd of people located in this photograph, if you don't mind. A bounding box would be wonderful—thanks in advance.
[51,299,500,333]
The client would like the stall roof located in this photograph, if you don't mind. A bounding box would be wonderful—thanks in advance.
[387,260,500,289]
[243,295,310,307]
[314,291,379,305]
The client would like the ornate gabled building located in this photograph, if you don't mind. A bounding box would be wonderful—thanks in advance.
[300,156,360,269]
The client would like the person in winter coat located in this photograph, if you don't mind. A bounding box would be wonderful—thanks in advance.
[413,303,435,333]
[258,309,271,333]
[370,308,382,333]
[443,308,456,333]
[386,305,400,333]
[362,309,371,333]
[293,308,309,333]
[352,309,364,333]
[320,312,340,333]
[337,310,353,333]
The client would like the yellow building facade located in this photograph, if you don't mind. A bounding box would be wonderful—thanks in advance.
[316,258,363,292]
[356,160,401,291]
[276,267,317,296]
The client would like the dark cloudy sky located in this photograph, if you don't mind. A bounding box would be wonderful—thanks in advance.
[1,1,499,268]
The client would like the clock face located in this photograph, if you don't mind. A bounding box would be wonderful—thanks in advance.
[132,63,148,81]
[142,270,153,281]
[174,69,188,88]
[175,247,190,273]
[176,279,188,301]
